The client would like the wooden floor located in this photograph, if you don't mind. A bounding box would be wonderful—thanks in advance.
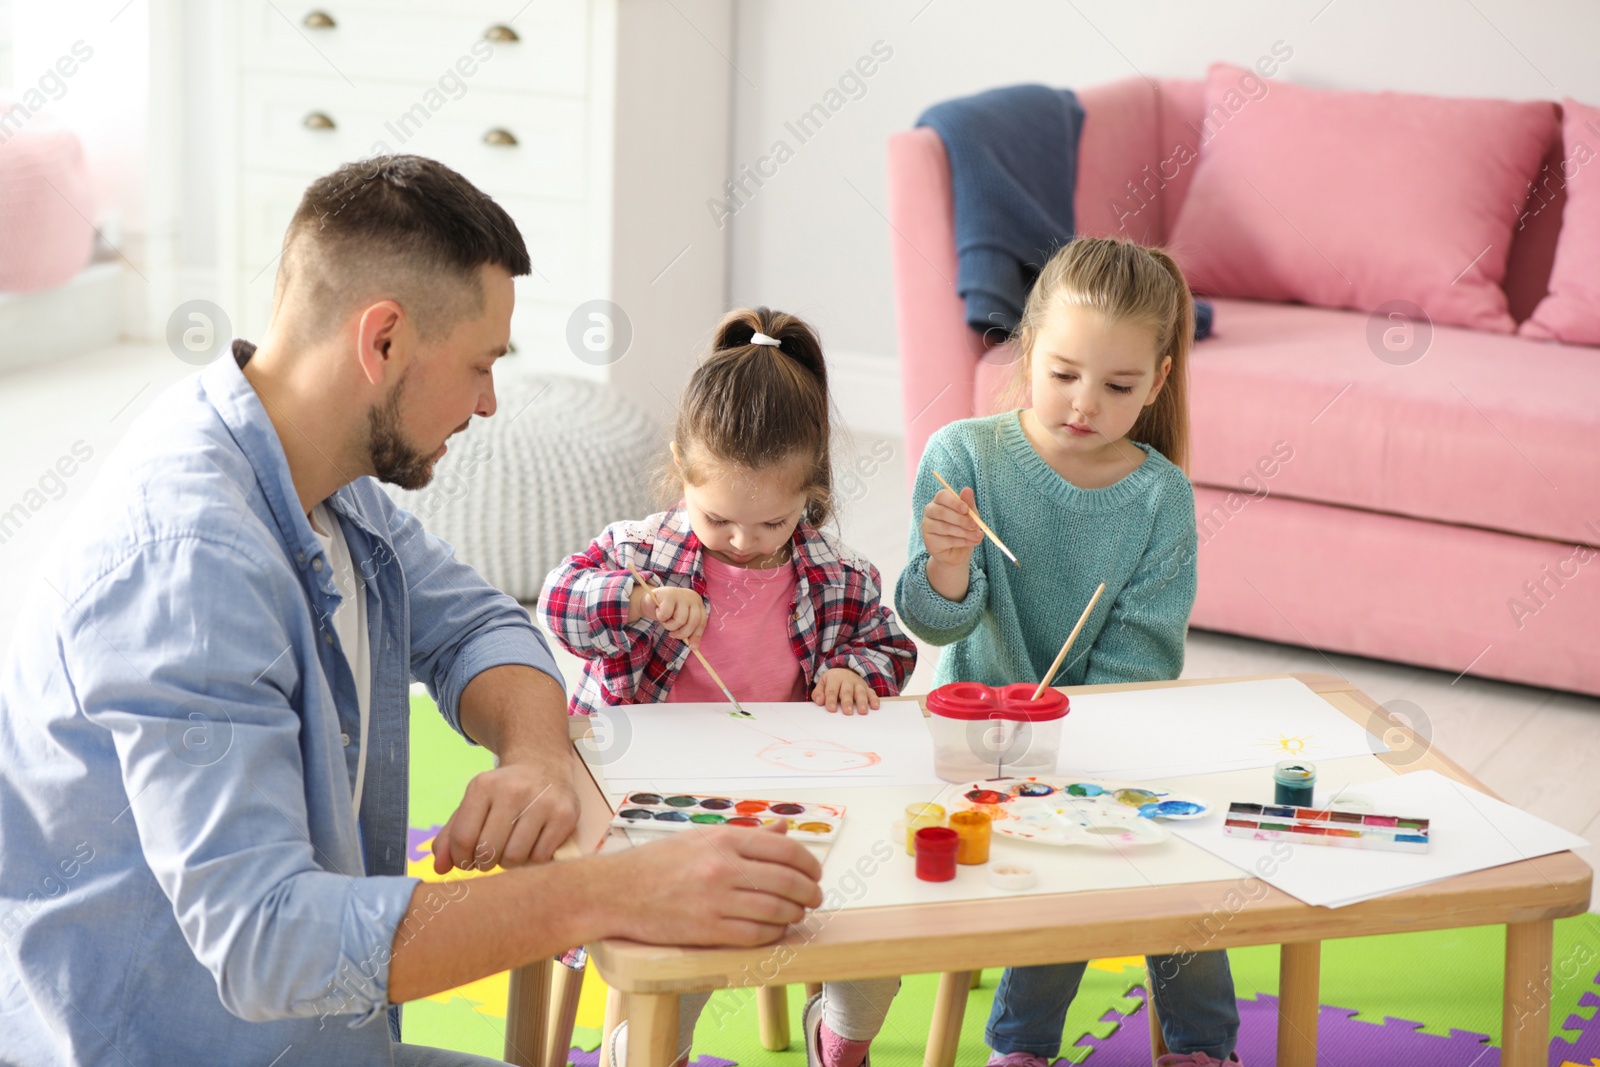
[5,345,1593,911]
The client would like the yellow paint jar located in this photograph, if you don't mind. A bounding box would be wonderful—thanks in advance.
[949,809,992,865]
[904,802,946,854]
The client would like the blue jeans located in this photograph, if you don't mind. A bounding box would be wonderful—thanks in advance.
[986,950,1239,1060]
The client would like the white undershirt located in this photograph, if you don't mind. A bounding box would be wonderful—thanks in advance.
[310,503,371,819]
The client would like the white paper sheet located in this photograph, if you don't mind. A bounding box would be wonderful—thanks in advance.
[1056,677,1382,780]
[582,698,945,792]
[1168,769,1590,908]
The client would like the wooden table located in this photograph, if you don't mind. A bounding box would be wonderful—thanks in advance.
[532,673,1593,1067]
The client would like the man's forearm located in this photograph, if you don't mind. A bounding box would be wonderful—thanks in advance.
[458,663,571,764]
[387,856,616,1003]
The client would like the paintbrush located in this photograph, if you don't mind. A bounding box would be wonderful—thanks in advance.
[931,470,1020,567]
[1032,582,1107,700]
[623,563,752,718]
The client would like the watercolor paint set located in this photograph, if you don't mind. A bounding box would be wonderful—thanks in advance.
[950,776,1211,848]
[611,792,845,842]
[1222,802,1431,853]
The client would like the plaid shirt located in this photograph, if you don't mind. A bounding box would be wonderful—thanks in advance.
[538,506,917,715]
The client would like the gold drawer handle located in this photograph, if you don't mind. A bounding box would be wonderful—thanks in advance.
[484,24,520,42]
[303,111,337,130]
[482,128,518,147]
[303,10,336,29]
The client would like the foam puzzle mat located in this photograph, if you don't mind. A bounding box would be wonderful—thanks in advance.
[402,693,1600,1065]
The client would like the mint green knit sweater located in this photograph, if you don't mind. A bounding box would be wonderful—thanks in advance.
[895,412,1198,689]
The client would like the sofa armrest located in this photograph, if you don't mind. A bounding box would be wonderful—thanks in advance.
[887,126,985,486]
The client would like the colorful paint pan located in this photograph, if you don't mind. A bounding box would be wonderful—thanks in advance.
[610,793,845,842]
[950,776,1201,848]
[1222,801,1429,854]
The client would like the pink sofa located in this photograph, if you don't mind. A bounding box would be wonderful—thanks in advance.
[888,76,1600,696]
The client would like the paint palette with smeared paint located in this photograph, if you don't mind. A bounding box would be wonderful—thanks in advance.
[952,776,1212,848]
[611,792,845,842]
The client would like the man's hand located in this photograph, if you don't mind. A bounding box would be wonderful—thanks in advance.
[432,753,582,872]
[812,667,880,715]
[448,664,582,873]
[603,822,823,947]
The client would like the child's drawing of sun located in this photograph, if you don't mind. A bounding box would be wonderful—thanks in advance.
[1257,733,1313,754]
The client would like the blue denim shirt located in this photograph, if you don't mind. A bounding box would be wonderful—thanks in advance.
[0,341,561,1065]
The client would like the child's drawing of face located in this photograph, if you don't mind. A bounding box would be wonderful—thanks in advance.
[758,740,881,773]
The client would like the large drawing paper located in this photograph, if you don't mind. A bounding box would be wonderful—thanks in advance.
[585,698,944,790]
[1056,677,1382,780]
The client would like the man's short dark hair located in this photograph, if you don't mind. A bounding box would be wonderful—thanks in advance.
[274,155,531,341]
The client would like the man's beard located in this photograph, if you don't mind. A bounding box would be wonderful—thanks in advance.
[366,371,437,491]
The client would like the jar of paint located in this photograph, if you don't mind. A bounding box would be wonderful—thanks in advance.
[948,810,992,865]
[914,826,959,882]
[925,682,1071,782]
[904,802,946,855]
[1274,761,1317,806]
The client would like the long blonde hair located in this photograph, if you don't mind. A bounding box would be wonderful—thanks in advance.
[1013,237,1193,472]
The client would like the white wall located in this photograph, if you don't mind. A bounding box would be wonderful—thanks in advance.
[724,0,1600,431]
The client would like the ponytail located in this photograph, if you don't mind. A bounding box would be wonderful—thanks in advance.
[671,307,835,525]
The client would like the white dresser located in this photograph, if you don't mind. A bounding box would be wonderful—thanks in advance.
[208,0,731,416]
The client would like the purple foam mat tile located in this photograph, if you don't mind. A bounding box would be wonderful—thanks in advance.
[564,1051,735,1067]
[1068,990,1501,1066]
[1548,974,1600,1066]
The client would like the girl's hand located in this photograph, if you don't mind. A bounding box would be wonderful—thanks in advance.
[812,667,881,715]
[630,582,709,648]
[921,485,982,601]
[921,486,983,566]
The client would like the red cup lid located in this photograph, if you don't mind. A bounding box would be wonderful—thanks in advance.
[927,682,1069,722]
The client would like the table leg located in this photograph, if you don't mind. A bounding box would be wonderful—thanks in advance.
[505,961,552,1067]
[545,959,585,1067]
[1276,941,1320,1067]
[602,987,625,1051]
[925,971,973,1067]
[626,992,680,1067]
[1502,919,1554,1067]
[756,985,791,1050]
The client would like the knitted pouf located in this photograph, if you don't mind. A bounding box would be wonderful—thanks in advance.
[382,375,663,602]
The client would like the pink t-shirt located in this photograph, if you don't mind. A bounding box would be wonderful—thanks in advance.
[667,552,808,704]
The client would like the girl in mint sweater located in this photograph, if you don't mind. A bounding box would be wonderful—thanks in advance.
[896,238,1242,1067]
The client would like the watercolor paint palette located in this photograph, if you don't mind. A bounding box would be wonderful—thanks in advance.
[1222,802,1431,854]
[951,776,1209,848]
[611,792,845,842]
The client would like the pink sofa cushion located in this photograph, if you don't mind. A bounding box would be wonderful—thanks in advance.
[1168,64,1558,333]
[1520,98,1600,346]
[0,113,96,293]
[1188,298,1600,547]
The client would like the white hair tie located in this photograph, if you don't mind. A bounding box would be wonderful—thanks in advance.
[750,332,782,347]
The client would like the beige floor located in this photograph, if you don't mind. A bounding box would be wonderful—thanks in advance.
[4,344,1595,911]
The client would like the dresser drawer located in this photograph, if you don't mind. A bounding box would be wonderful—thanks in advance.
[238,0,588,99]
[240,72,586,201]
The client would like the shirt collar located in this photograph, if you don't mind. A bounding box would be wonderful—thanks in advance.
[201,339,371,573]
[654,504,845,584]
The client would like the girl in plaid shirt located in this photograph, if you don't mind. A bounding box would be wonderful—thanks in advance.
[539,306,914,1067]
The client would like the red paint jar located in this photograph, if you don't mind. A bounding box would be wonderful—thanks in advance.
[914,826,960,882]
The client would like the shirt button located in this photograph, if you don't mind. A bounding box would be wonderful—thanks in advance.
[296,551,306,564]
[311,557,325,572]
[341,732,351,746]
[324,632,334,645]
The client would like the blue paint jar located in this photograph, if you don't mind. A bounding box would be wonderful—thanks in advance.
[1273,761,1317,806]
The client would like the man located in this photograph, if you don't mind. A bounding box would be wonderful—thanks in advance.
[0,156,821,1065]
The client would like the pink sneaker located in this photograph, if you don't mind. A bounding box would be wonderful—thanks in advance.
[1156,1053,1243,1066]
[985,1054,1054,1067]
